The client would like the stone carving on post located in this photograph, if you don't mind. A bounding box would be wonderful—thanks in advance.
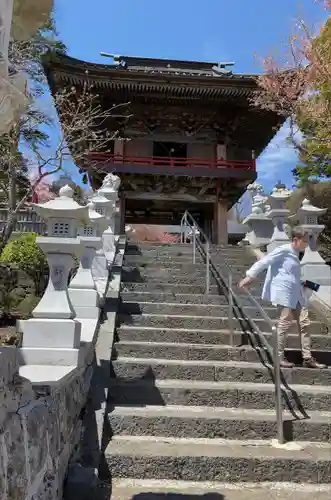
[0,0,29,135]
[99,173,121,260]
[295,198,331,287]
[266,183,292,253]
[69,202,104,320]
[11,0,54,40]
[90,190,113,300]
[20,185,89,363]
[243,183,273,247]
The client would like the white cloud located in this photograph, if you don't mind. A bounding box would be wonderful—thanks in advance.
[256,122,301,191]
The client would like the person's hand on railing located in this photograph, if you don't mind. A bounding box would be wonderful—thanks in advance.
[238,276,254,289]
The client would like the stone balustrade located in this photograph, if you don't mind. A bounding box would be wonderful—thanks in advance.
[1,179,124,499]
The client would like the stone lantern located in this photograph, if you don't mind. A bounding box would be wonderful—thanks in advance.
[21,185,89,358]
[69,202,105,319]
[98,173,121,259]
[243,204,273,248]
[242,183,272,247]
[295,198,331,287]
[266,183,292,252]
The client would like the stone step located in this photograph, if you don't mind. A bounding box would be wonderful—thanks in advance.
[120,292,230,305]
[123,265,214,278]
[120,282,267,295]
[125,248,200,256]
[119,294,320,320]
[125,246,251,256]
[122,269,258,285]
[108,378,331,412]
[124,256,256,266]
[121,282,221,294]
[113,341,331,366]
[106,478,331,500]
[112,357,331,385]
[117,313,327,335]
[116,326,331,350]
[109,405,331,442]
[119,302,280,319]
[127,243,247,251]
[104,436,331,483]
[129,263,253,274]
[121,274,219,285]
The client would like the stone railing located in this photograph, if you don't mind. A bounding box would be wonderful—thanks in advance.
[0,174,124,499]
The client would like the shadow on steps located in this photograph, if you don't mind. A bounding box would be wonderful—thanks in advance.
[130,495,225,500]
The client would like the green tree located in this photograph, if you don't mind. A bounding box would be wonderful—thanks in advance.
[253,3,331,184]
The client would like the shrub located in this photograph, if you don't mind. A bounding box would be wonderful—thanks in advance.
[0,233,48,295]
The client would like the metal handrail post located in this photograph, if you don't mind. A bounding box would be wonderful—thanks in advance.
[228,271,234,346]
[192,229,196,264]
[272,325,284,444]
[205,241,210,295]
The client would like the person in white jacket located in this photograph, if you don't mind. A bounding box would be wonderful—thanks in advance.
[239,228,326,369]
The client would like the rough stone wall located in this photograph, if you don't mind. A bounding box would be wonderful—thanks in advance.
[0,347,93,500]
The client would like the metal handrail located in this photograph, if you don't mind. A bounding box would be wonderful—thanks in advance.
[181,210,284,445]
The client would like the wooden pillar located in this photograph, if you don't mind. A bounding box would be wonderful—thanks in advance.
[214,200,228,245]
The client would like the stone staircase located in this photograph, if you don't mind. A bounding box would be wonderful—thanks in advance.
[104,242,331,499]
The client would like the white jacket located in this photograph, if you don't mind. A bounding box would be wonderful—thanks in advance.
[246,244,306,308]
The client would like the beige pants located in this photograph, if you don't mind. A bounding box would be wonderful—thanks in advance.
[277,305,311,360]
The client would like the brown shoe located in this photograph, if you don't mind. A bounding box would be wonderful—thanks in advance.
[303,358,327,369]
[280,359,295,369]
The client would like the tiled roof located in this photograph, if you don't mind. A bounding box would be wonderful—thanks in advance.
[45,53,258,84]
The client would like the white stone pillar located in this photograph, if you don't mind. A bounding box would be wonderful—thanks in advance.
[20,185,89,365]
[98,173,121,256]
[295,198,331,287]
[69,202,105,319]
[266,184,292,253]
[90,191,113,300]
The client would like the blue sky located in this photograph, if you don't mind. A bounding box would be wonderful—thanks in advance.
[46,0,326,192]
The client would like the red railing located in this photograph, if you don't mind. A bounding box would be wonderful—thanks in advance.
[87,153,256,172]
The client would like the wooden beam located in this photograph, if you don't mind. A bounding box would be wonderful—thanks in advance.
[124,192,216,202]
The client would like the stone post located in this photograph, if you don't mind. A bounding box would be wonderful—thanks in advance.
[295,198,331,287]
[90,190,113,300]
[69,202,105,319]
[266,183,292,253]
[20,185,89,364]
[98,173,121,257]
